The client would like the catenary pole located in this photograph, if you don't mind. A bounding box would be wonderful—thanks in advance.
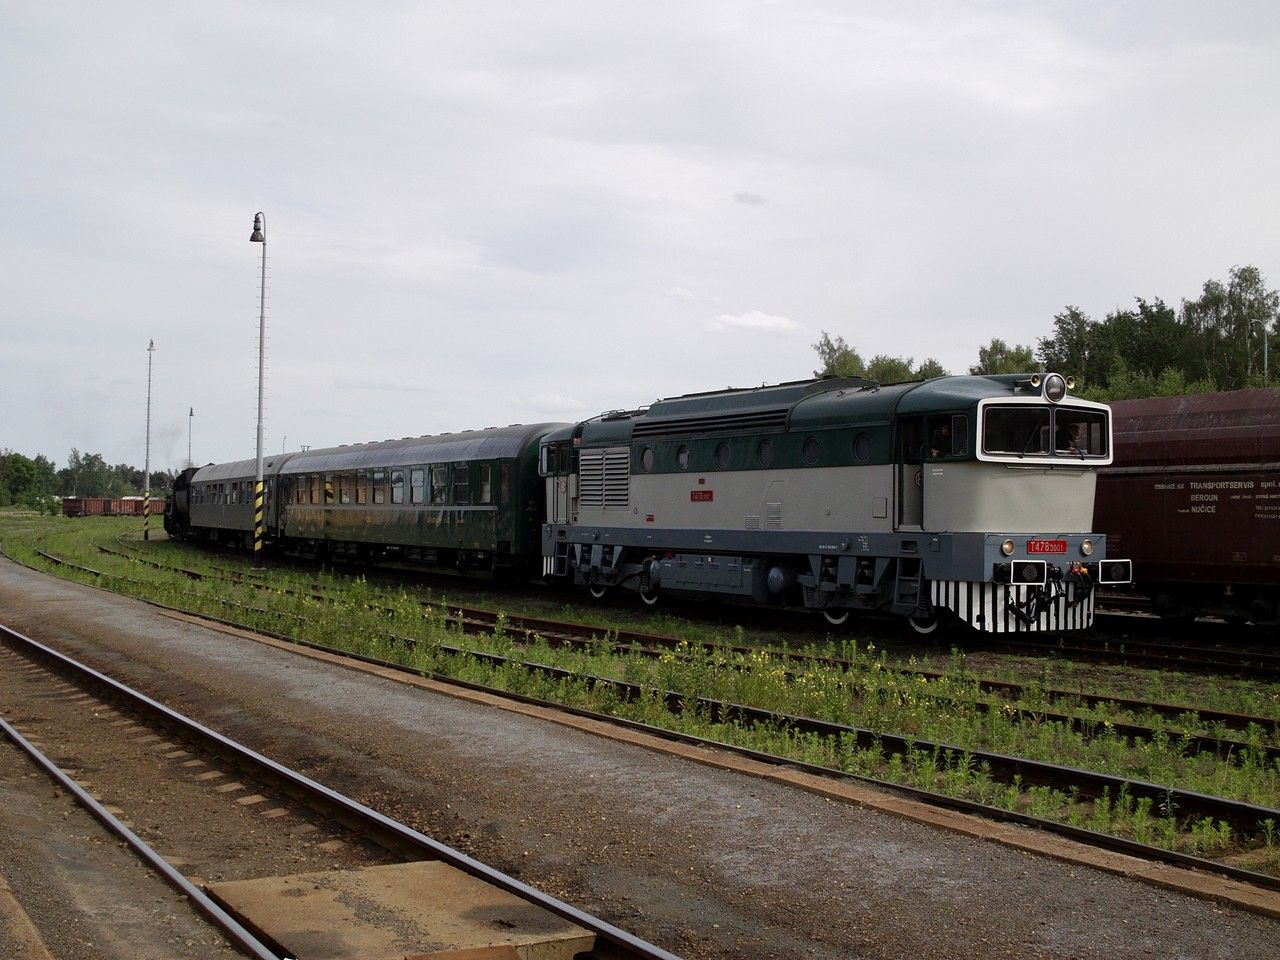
[249,213,267,568]
[144,339,154,541]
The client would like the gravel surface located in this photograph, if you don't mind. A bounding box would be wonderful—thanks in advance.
[2,557,1278,959]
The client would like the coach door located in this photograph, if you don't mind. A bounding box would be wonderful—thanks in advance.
[895,417,923,528]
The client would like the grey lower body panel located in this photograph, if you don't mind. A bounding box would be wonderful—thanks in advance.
[543,523,1107,631]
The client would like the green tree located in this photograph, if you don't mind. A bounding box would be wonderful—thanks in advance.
[0,451,35,506]
[969,338,1036,375]
[866,355,914,383]
[812,331,867,378]
[60,449,114,497]
[1180,265,1279,389]
[1037,306,1094,381]
[913,358,949,380]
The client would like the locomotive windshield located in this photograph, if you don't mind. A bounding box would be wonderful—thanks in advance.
[982,406,1108,459]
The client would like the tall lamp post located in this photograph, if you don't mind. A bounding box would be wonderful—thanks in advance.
[249,212,267,569]
[144,339,155,541]
[1251,319,1270,385]
[187,406,194,468]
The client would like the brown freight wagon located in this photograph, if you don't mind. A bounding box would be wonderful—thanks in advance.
[62,497,150,518]
[1094,388,1280,623]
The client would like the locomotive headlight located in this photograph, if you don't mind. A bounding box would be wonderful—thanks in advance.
[1001,539,1015,556]
[1080,539,1094,556]
[1044,373,1067,402]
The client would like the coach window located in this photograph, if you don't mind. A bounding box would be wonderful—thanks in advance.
[500,462,511,503]
[310,475,321,504]
[391,469,405,504]
[676,444,690,470]
[410,468,425,504]
[477,464,492,504]
[324,475,335,505]
[338,473,352,504]
[431,464,448,504]
[356,471,368,505]
[453,463,471,505]
[372,469,386,504]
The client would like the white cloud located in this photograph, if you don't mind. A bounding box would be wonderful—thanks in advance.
[1,3,1278,468]
[708,310,803,334]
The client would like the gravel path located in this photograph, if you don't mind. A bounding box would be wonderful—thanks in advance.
[1,557,1277,959]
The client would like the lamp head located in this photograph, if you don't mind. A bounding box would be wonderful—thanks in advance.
[250,213,265,243]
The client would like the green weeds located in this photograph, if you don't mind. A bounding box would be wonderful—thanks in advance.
[4,511,1280,871]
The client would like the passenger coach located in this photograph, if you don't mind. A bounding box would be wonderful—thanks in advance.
[540,373,1131,632]
[173,424,561,576]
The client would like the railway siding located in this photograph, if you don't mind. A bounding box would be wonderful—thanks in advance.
[4,550,1280,957]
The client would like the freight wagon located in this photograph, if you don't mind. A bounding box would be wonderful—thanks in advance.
[1094,388,1280,624]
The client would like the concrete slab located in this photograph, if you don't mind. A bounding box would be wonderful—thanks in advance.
[206,861,594,960]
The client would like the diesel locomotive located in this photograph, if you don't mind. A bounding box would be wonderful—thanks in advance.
[541,372,1129,632]
[166,372,1130,632]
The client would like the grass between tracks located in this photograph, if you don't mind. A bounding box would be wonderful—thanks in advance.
[4,512,1280,872]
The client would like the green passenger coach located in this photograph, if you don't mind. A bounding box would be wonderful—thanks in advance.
[540,374,1131,632]
[182,424,563,576]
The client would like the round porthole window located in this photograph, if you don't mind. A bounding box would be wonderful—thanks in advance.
[803,436,820,465]
[677,444,690,470]
[641,447,655,472]
[757,439,774,468]
[715,441,730,470]
[854,432,872,463]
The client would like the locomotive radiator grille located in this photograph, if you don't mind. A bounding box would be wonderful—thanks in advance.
[578,449,631,508]
[931,580,1095,633]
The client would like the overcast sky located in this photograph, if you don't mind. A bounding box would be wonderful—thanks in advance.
[3,2,1277,471]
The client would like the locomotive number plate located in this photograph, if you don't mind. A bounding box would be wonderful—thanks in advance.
[690,490,714,502]
[1027,539,1067,554]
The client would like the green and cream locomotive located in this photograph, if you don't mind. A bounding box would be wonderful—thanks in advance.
[540,373,1131,632]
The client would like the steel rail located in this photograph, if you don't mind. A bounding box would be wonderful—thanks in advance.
[0,622,682,960]
[0,715,285,960]
[8,541,1280,894]
[67,546,1280,762]
[983,634,1280,680]
[107,602,1280,895]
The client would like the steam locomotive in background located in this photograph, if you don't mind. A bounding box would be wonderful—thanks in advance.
[1095,388,1280,625]
[166,372,1130,633]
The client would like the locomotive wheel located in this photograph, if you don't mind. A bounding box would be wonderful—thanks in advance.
[639,585,659,606]
[822,608,849,626]
[588,584,608,600]
[907,613,939,635]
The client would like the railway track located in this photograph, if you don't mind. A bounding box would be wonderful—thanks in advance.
[20,542,1280,883]
[0,620,680,960]
[88,542,1280,767]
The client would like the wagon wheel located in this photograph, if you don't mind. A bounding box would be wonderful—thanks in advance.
[822,608,849,626]
[588,584,608,600]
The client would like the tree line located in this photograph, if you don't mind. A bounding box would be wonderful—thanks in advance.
[0,448,179,508]
[815,264,1279,400]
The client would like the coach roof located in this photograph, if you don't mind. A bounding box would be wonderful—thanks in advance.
[276,423,567,475]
